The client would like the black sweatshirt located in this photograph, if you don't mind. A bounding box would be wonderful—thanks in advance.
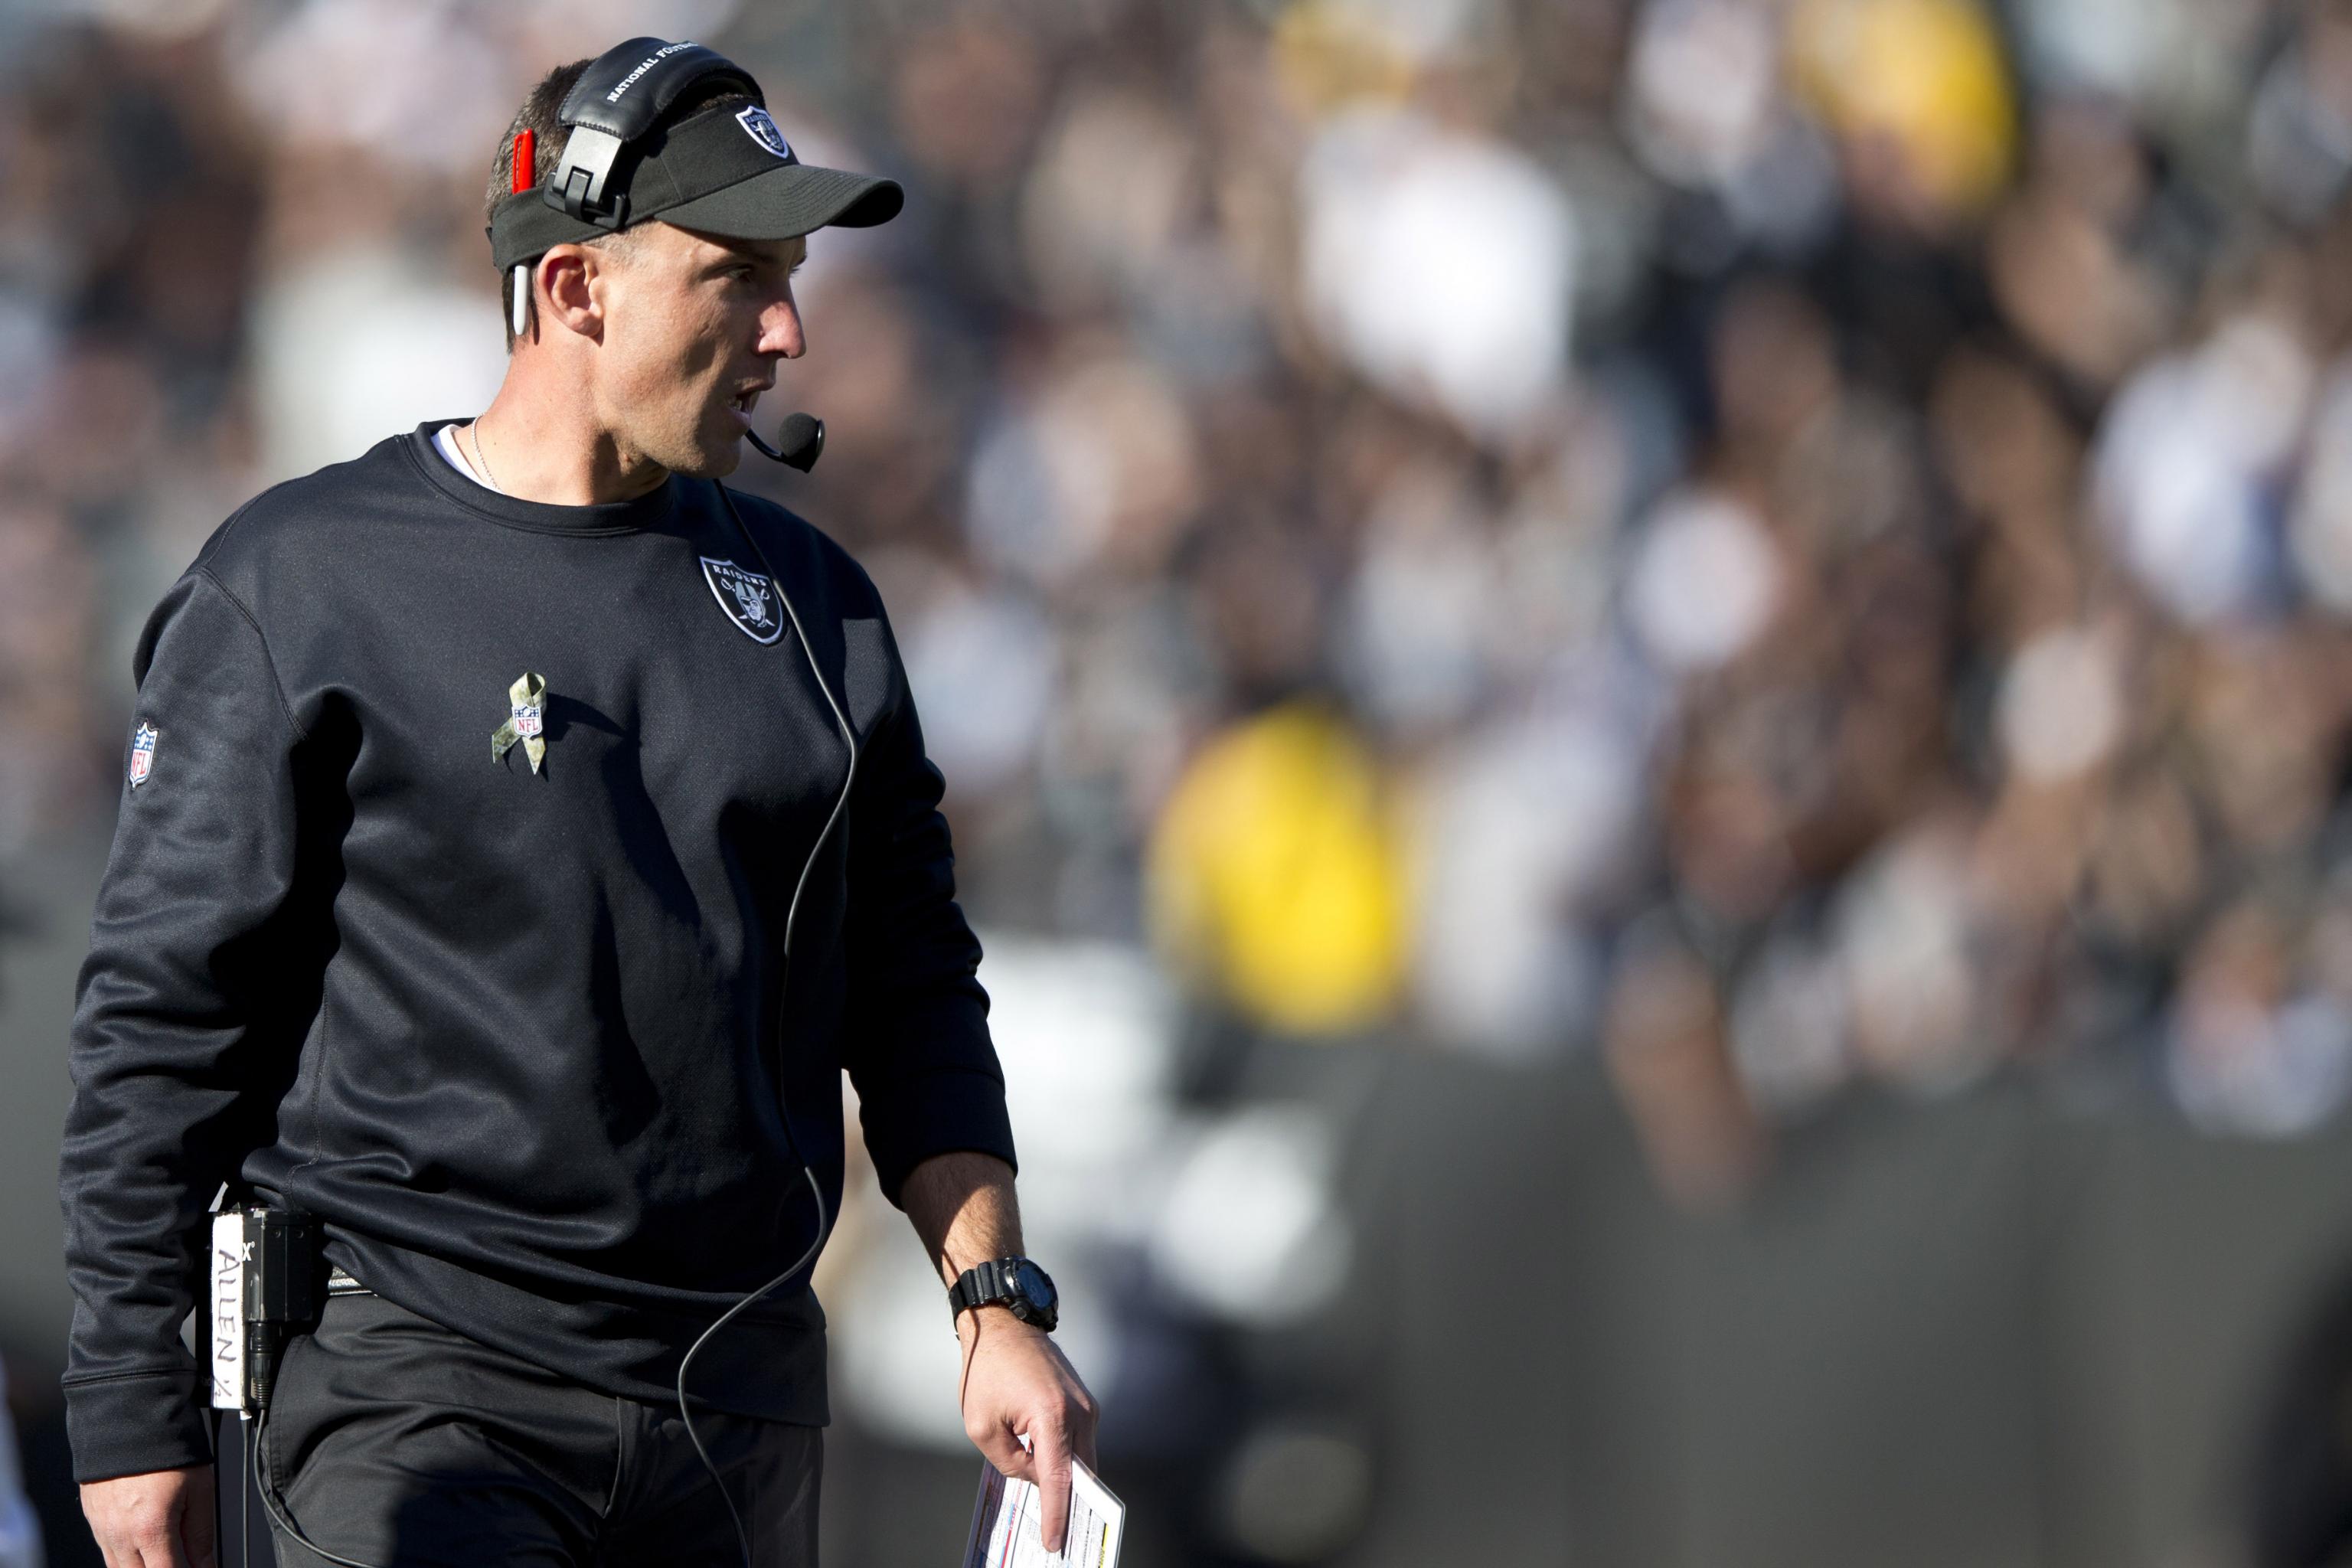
[57,419,1017,1484]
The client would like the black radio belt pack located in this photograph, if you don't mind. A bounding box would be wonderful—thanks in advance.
[206,1204,323,1415]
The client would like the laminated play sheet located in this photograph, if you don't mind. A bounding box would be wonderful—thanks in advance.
[961,1454,1124,1568]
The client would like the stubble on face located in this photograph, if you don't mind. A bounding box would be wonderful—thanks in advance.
[590,224,800,479]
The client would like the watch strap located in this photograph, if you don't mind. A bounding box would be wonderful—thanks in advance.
[949,1259,1011,1318]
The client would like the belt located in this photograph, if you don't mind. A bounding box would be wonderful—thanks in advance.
[326,1265,374,1298]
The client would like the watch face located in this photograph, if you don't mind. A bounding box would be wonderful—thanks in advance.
[1006,1259,1057,1318]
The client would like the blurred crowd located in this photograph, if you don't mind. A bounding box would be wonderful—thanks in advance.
[8,0,2352,1220]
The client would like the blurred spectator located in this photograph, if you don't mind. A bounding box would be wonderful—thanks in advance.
[1788,0,2018,233]
[1146,701,1408,1036]
[1298,106,1576,440]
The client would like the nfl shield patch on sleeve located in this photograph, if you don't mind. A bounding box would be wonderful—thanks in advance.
[128,723,158,788]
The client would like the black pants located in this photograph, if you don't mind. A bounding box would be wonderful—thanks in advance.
[258,1292,821,1567]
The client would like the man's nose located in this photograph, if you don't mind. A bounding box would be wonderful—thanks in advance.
[760,295,805,360]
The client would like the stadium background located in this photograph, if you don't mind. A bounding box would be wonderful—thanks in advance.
[9,0,2352,1563]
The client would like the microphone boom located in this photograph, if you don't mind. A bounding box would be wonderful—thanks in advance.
[748,412,825,472]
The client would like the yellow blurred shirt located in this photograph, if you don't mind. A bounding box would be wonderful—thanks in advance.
[1147,702,1410,1035]
[1788,0,2017,217]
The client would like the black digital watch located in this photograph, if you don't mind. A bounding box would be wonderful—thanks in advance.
[947,1256,1059,1332]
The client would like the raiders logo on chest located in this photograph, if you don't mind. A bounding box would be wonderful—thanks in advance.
[700,557,783,644]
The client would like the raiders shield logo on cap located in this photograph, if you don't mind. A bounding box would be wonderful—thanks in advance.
[701,557,784,644]
[734,106,792,161]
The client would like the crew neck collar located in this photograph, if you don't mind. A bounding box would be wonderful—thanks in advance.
[405,419,681,535]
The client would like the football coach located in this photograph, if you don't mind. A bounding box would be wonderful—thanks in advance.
[59,38,1095,1568]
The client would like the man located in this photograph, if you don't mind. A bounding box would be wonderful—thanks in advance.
[60,40,1094,1568]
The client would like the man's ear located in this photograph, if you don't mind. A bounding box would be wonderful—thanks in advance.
[539,246,604,341]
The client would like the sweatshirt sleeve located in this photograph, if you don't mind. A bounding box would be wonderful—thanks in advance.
[58,567,311,1483]
[838,604,1018,1208]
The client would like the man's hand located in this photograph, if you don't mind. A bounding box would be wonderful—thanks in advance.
[957,1308,1098,1553]
[902,1152,1103,1552]
[80,1465,216,1568]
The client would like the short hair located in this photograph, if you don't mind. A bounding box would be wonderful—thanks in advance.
[486,57,761,351]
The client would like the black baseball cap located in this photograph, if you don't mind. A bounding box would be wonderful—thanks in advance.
[487,41,900,273]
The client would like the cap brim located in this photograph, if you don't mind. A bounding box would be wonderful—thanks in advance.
[655,162,903,240]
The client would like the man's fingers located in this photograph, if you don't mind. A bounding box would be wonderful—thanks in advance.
[1040,1338,1100,1468]
[1029,1423,1075,1554]
[129,1524,188,1568]
[956,1331,1104,1551]
[81,1468,216,1568]
[971,1420,1034,1487]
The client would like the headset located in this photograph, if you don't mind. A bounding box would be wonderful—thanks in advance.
[495,38,756,343]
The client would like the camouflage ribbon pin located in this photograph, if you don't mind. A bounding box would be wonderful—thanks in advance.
[490,671,548,773]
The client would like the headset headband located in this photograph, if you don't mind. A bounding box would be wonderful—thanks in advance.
[545,38,761,230]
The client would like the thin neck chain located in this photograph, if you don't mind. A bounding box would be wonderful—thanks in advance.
[468,416,501,493]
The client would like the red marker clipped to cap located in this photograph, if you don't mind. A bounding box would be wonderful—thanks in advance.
[511,129,534,338]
